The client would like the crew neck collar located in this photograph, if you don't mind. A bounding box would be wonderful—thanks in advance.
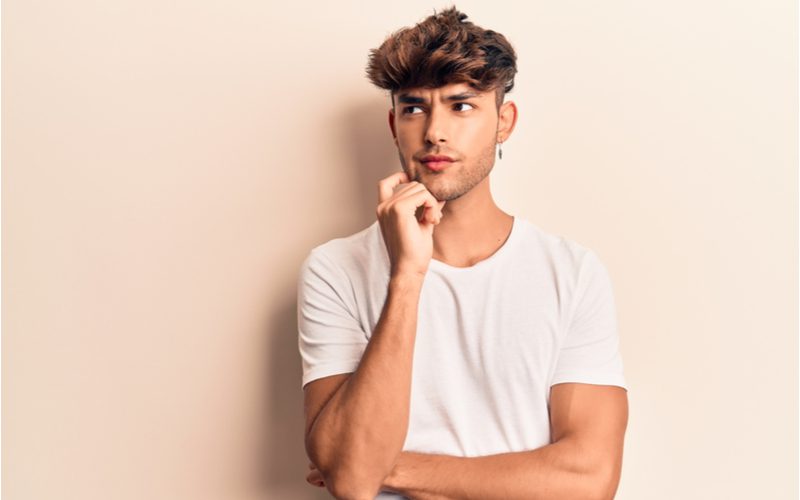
[429,216,518,272]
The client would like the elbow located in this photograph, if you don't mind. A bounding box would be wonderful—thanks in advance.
[315,462,380,500]
[306,426,397,499]
[322,451,386,499]
[306,438,382,500]
[326,473,381,500]
[590,462,622,500]
[307,456,379,500]
[305,431,332,479]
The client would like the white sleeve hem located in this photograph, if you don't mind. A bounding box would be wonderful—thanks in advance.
[549,371,628,391]
[301,363,360,389]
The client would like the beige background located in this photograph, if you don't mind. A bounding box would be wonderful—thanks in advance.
[3,0,797,499]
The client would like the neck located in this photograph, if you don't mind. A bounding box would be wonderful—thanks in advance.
[431,176,514,268]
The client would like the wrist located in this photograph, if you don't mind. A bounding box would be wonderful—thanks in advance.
[389,272,425,291]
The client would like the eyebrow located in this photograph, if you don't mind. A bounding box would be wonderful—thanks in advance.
[397,91,480,104]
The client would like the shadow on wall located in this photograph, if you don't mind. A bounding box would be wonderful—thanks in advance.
[259,95,400,499]
[259,296,332,500]
[341,94,405,230]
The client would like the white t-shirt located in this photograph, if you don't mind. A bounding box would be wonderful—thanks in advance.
[297,216,628,499]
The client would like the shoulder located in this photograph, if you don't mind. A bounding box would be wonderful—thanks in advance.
[300,220,387,280]
[512,217,601,274]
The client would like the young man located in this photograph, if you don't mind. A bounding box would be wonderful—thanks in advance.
[298,6,629,500]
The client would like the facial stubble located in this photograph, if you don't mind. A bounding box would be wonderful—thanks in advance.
[397,139,498,202]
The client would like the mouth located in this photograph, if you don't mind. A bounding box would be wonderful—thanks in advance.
[424,160,454,171]
[420,155,455,172]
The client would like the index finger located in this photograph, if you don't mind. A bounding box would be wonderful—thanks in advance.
[378,171,411,203]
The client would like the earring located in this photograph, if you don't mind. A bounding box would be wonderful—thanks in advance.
[498,140,503,160]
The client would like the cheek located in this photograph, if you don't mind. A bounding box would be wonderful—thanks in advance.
[395,134,417,157]
[459,117,495,140]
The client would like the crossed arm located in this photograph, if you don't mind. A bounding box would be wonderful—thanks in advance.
[307,382,629,500]
[302,253,629,499]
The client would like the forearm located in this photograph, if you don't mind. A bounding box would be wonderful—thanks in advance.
[383,439,612,500]
[308,274,423,498]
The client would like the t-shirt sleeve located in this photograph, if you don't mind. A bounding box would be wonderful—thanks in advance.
[297,249,368,390]
[550,249,628,391]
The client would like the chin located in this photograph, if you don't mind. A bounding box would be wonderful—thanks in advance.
[430,188,463,203]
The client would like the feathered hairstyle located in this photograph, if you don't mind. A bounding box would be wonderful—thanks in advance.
[365,6,518,110]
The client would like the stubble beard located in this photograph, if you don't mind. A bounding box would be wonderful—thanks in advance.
[397,140,497,202]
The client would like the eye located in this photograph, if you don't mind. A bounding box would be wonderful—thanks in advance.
[402,105,423,115]
[454,102,475,111]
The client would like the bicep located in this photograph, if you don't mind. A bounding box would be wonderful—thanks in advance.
[304,372,352,441]
[548,382,629,473]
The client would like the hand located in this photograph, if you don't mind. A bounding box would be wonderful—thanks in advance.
[376,171,446,278]
[306,461,325,488]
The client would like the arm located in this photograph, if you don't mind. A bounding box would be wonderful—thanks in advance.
[304,172,445,499]
[306,273,424,500]
[381,383,629,500]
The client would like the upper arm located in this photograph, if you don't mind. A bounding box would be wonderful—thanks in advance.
[297,250,365,476]
[297,250,368,390]
[550,250,627,389]
[304,372,352,446]
[548,382,629,498]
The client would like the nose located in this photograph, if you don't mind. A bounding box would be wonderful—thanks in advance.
[424,105,448,145]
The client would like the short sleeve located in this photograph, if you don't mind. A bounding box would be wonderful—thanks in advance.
[297,249,368,390]
[550,250,628,391]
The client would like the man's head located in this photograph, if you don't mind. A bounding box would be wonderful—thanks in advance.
[365,6,518,202]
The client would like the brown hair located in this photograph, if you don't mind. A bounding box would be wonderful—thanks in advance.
[365,6,517,110]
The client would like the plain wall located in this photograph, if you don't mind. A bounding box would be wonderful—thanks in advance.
[3,1,797,499]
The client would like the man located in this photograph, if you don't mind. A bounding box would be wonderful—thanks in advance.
[297,6,629,500]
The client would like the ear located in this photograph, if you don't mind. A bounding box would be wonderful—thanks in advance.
[388,108,397,143]
[497,101,518,143]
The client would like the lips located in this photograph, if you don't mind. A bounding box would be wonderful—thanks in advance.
[424,160,452,171]
[420,155,455,172]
